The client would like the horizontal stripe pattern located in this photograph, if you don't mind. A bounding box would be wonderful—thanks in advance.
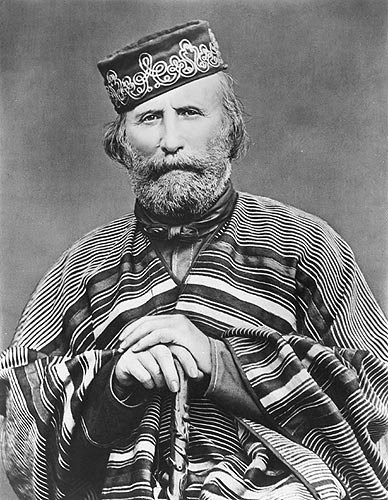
[0,192,387,499]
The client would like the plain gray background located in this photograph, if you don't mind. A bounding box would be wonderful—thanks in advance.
[1,0,387,497]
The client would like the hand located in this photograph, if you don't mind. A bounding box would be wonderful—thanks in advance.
[118,314,212,375]
[115,343,200,393]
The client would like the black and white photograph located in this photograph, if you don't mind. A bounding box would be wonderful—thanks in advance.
[1,1,387,499]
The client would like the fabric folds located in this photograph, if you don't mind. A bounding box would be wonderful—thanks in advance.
[1,192,387,499]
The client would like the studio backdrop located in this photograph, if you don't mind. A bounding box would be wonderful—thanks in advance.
[0,0,387,497]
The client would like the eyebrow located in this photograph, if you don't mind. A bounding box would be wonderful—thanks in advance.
[134,104,205,121]
[174,105,204,112]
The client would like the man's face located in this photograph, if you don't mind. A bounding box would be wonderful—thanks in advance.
[123,73,232,218]
[125,73,224,162]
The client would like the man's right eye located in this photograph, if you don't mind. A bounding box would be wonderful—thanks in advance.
[140,113,161,123]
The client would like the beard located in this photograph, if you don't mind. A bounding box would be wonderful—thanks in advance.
[123,135,232,219]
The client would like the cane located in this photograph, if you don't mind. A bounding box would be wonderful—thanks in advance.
[166,360,190,500]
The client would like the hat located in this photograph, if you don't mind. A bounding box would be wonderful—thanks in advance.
[97,20,227,113]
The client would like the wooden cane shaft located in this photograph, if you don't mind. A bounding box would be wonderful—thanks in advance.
[166,361,190,500]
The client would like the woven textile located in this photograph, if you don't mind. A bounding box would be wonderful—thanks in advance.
[1,192,388,499]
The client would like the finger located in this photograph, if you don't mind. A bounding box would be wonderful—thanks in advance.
[119,314,177,342]
[149,345,179,393]
[119,317,174,349]
[137,351,166,389]
[120,322,155,350]
[119,315,160,342]
[169,345,199,379]
[116,350,155,390]
[150,369,165,389]
[131,328,175,352]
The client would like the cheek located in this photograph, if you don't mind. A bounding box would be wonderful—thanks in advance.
[126,128,159,156]
[187,122,223,151]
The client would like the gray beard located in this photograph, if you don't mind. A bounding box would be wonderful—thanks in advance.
[125,137,232,218]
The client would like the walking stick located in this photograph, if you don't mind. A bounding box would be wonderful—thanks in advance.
[166,360,190,500]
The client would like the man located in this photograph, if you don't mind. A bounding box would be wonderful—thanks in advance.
[1,19,388,500]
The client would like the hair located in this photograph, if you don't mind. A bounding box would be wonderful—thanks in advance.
[103,72,249,168]
[216,72,249,161]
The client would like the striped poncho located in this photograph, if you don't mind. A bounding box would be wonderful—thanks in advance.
[1,192,388,500]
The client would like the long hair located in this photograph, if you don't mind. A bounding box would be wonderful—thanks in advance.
[103,72,249,167]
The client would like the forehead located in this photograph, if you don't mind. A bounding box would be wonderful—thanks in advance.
[130,73,223,114]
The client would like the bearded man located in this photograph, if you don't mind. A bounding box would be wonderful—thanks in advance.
[1,20,388,500]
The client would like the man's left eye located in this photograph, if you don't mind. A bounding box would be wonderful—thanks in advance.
[180,108,201,117]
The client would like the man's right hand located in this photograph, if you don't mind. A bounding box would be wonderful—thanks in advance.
[114,344,200,393]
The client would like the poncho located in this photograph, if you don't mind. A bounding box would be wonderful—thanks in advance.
[1,192,388,500]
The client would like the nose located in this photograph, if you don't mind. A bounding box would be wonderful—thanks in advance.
[160,113,184,155]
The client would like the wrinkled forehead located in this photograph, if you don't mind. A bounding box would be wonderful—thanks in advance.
[129,73,224,116]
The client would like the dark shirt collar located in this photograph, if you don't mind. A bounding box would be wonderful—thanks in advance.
[135,182,237,241]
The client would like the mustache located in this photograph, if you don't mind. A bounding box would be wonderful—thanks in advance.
[136,155,207,181]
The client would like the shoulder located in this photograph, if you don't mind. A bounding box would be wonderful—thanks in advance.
[236,191,330,228]
[68,213,136,253]
[59,213,138,277]
[13,213,138,341]
[233,191,353,259]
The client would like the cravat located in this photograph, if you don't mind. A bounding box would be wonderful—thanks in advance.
[135,183,237,242]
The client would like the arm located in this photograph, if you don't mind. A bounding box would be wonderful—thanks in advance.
[118,316,264,421]
[0,242,137,498]
[77,329,208,451]
[0,342,117,499]
[75,356,151,449]
[294,218,388,359]
[204,337,263,421]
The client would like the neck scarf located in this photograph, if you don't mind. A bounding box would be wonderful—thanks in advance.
[134,182,237,241]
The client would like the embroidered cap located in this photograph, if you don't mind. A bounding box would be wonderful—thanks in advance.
[97,20,227,113]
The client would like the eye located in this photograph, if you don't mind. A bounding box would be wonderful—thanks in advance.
[178,107,203,117]
[139,112,161,123]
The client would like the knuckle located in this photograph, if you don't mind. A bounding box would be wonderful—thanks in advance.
[151,344,169,356]
[119,355,132,368]
[138,350,150,361]
[169,345,185,359]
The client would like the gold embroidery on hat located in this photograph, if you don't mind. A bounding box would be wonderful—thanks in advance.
[105,36,224,109]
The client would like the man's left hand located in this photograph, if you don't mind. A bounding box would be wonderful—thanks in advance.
[118,314,212,375]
